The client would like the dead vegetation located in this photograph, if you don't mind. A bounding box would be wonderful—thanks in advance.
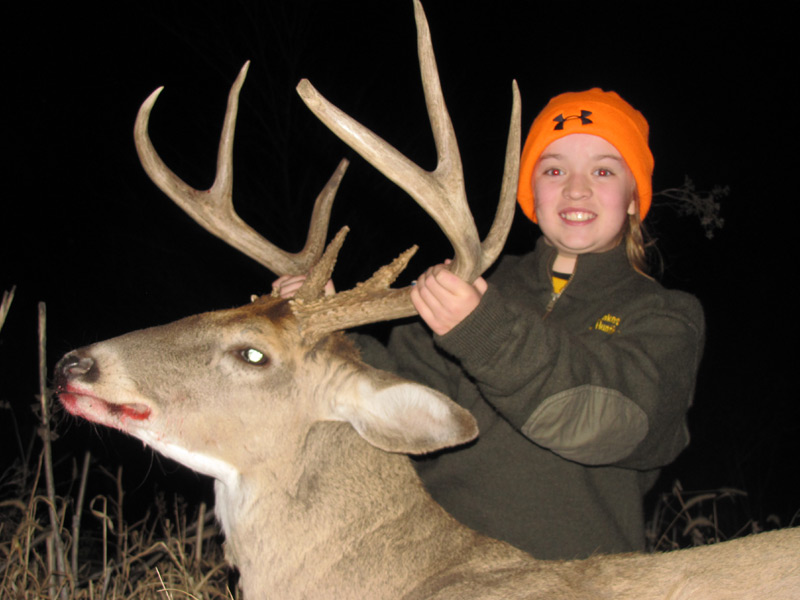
[1,460,234,598]
[646,480,797,552]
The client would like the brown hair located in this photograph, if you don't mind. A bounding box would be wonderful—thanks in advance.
[624,196,658,278]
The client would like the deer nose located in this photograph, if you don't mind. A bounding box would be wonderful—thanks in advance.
[55,354,97,387]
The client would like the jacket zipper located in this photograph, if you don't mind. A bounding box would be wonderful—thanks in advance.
[543,291,561,318]
[543,257,575,319]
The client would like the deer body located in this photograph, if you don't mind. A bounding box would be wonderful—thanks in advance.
[57,297,799,599]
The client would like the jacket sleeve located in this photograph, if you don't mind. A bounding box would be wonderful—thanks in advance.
[434,284,705,470]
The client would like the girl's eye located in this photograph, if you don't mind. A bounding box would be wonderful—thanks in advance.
[238,348,270,366]
[545,168,563,176]
[595,168,613,177]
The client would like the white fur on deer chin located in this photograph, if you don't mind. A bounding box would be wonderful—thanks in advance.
[136,430,240,487]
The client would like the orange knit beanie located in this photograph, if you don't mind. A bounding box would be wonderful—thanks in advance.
[517,88,654,222]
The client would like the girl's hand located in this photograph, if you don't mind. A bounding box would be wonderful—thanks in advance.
[411,262,487,336]
[272,275,335,298]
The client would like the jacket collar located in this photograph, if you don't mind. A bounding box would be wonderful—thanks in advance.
[530,236,640,300]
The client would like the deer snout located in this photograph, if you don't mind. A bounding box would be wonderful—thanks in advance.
[55,353,98,389]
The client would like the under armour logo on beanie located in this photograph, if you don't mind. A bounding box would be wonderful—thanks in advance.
[553,110,593,130]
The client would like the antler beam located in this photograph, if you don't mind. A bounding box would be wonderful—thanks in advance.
[134,61,348,277]
[293,0,520,339]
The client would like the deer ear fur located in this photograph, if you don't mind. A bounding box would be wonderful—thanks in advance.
[332,368,478,454]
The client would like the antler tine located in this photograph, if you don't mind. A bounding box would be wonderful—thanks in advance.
[292,245,420,342]
[297,0,484,283]
[480,80,521,273]
[293,225,349,302]
[134,61,347,276]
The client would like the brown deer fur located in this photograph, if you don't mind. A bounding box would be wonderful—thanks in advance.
[57,297,799,599]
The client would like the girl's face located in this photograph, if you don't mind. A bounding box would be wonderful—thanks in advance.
[533,134,636,262]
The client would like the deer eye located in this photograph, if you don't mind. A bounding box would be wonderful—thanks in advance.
[237,348,270,366]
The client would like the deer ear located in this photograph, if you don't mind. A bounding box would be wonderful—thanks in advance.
[332,368,478,454]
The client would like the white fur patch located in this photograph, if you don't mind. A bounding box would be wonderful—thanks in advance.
[136,430,240,489]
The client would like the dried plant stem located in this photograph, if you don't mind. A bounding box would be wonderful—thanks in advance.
[46,534,56,599]
[72,450,92,577]
[90,495,112,594]
[37,302,70,598]
[0,285,15,332]
[115,464,124,565]
[20,452,44,592]
[195,502,206,564]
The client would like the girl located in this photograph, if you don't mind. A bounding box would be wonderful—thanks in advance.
[276,89,705,560]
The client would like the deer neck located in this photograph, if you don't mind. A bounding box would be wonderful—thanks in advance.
[213,421,473,599]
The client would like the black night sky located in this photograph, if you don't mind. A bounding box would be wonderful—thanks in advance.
[4,2,797,528]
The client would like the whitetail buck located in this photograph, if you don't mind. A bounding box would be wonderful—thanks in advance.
[57,2,798,598]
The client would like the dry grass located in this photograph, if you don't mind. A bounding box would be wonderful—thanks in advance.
[1,438,236,599]
[646,479,797,552]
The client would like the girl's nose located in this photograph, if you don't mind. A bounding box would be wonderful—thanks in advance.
[563,174,591,200]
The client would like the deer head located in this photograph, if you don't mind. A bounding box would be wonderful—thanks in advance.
[56,297,477,477]
[58,0,519,428]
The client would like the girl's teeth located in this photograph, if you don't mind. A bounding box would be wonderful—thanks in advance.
[561,212,594,222]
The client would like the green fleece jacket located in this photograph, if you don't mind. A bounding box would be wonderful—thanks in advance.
[356,237,705,560]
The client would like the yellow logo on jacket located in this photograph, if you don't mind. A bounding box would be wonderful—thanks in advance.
[594,313,620,334]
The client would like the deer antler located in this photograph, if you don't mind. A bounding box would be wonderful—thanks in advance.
[293,0,520,339]
[134,61,348,277]
[132,1,519,342]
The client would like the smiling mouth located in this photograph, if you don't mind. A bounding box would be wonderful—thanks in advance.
[560,211,596,222]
